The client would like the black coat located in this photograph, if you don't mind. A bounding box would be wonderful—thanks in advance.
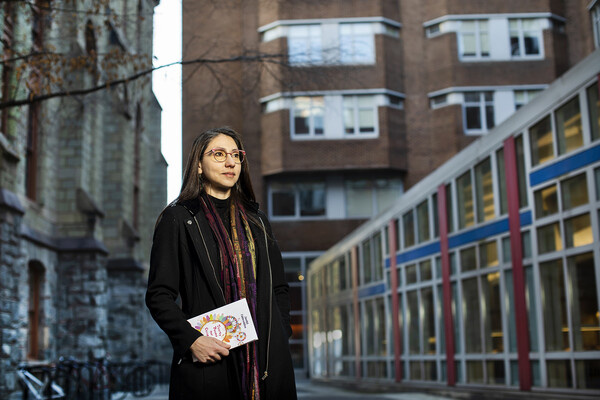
[145,198,297,399]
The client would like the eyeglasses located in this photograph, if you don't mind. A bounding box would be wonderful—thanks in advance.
[204,148,246,164]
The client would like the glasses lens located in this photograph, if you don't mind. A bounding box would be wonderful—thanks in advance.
[212,150,226,162]
[233,151,244,163]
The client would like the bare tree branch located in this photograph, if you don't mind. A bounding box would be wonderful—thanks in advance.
[0,53,288,110]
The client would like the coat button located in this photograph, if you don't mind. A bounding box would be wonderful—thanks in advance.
[187,220,192,225]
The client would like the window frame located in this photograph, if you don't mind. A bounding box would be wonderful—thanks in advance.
[457,19,490,60]
[291,96,325,138]
[269,181,327,220]
[463,91,495,134]
[509,18,544,59]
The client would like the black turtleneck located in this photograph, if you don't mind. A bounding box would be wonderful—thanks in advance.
[209,195,231,230]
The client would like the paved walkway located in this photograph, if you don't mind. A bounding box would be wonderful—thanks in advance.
[132,381,452,400]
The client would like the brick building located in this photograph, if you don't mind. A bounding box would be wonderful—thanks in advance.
[181,0,600,377]
[0,1,166,397]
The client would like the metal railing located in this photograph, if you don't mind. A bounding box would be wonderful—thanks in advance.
[17,358,169,400]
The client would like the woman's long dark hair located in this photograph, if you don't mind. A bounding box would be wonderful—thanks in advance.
[176,126,256,205]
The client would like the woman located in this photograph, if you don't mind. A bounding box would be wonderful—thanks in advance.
[146,127,297,399]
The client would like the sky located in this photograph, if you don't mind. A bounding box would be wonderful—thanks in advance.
[152,0,182,203]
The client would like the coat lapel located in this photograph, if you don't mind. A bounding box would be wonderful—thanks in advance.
[181,201,227,306]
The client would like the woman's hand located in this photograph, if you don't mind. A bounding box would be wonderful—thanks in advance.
[190,336,231,363]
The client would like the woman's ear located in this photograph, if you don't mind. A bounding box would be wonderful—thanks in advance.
[198,161,202,175]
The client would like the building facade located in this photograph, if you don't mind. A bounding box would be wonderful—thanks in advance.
[181,0,600,377]
[0,1,166,398]
[309,49,600,395]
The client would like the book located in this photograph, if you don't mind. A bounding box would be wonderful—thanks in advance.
[187,298,258,358]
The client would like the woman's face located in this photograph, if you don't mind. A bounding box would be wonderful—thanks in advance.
[198,134,242,199]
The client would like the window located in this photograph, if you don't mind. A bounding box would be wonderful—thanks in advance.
[534,184,558,218]
[288,25,322,65]
[464,92,494,133]
[292,96,324,137]
[474,158,495,222]
[515,90,541,109]
[591,2,600,49]
[510,19,542,57]
[403,210,415,248]
[416,200,430,243]
[345,178,402,218]
[561,173,588,211]
[270,181,326,218]
[458,20,489,59]
[564,213,592,249]
[555,95,583,156]
[343,95,376,135]
[339,23,374,64]
[361,233,383,284]
[587,82,600,141]
[530,115,554,166]
[496,148,507,215]
[457,171,474,229]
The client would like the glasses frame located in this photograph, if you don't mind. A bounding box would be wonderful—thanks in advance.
[204,148,246,164]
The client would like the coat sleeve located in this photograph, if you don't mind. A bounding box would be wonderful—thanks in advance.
[259,212,292,338]
[145,207,201,360]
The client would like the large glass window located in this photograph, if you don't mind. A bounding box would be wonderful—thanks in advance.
[534,184,558,218]
[561,173,588,211]
[458,20,489,59]
[339,23,374,64]
[403,210,415,248]
[509,19,542,57]
[475,157,495,222]
[288,25,322,65]
[457,171,474,229]
[464,92,495,133]
[537,222,562,254]
[496,148,507,215]
[463,277,482,353]
[345,178,402,218]
[270,181,326,218]
[530,115,554,166]
[422,287,436,354]
[407,290,420,354]
[568,252,600,352]
[564,213,592,249]
[555,96,583,156]
[416,200,430,243]
[587,82,600,141]
[482,272,502,353]
[292,96,324,137]
[343,95,376,135]
[540,259,569,351]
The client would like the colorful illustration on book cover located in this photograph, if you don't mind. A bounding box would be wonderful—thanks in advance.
[192,314,239,344]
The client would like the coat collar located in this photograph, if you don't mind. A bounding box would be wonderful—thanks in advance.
[177,195,260,217]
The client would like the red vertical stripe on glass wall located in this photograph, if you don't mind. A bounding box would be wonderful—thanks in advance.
[351,246,361,379]
[503,136,532,391]
[388,220,402,382]
[437,184,456,386]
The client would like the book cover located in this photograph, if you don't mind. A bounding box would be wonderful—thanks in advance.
[187,298,258,353]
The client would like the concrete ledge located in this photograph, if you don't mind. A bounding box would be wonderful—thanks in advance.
[0,189,25,215]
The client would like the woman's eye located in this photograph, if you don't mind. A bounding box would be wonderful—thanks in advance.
[232,153,240,159]
[214,151,225,157]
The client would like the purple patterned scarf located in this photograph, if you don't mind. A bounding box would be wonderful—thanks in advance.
[200,193,260,400]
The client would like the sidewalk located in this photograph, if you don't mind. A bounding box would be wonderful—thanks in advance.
[135,381,452,400]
